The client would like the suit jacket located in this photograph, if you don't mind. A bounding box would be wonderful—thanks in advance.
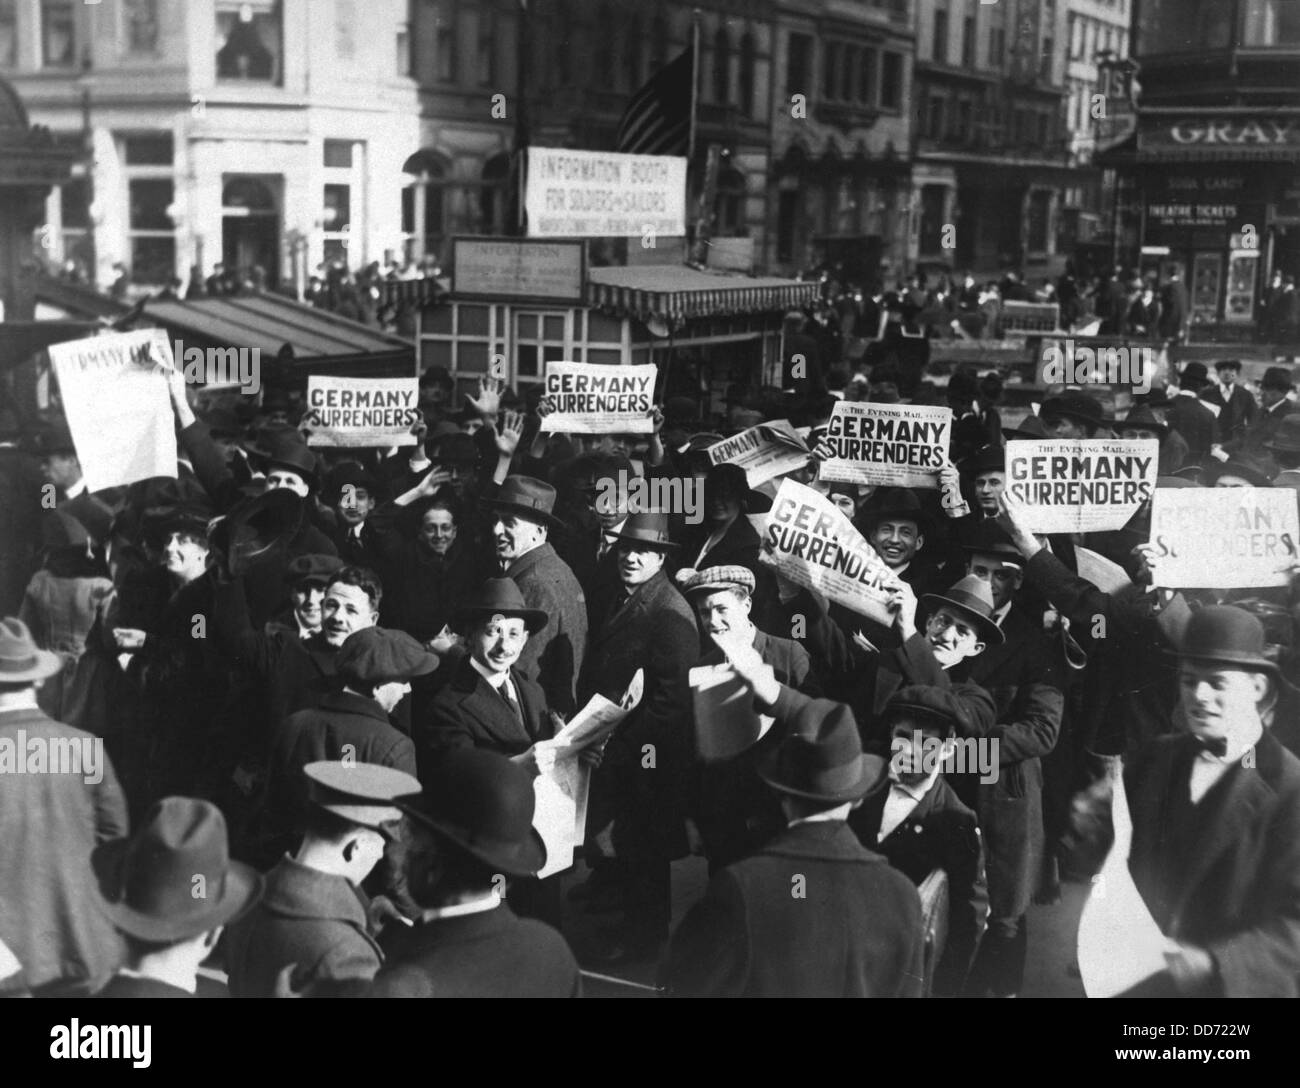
[1125,730,1300,997]
[225,854,382,998]
[419,657,551,774]
[1157,280,1188,338]
[1162,392,1217,464]
[664,821,926,997]
[851,776,988,995]
[0,707,129,994]
[962,603,1064,920]
[1229,397,1299,468]
[1200,383,1257,444]
[370,904,580,997]
[504,542,588,717]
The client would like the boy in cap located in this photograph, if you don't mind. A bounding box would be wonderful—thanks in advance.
[225,761,420,997]
[93,797,262,998]
[665,647,925,997]
[850,685,991,996]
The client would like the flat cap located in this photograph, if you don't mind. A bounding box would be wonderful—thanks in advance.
[303,761,421,830]
[680,565,756,597]
[335,627,439,685]
[884,685,983,737]
[284,553,345,585]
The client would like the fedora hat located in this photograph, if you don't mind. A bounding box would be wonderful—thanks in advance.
[303,760,421,832]
[398,749,547,877]
[92,797,262,943]
[1173,604,1279,677]
[1114,405,1168,438]
[1178,362,1210,389]
[245,435,318,489]
[1261,366,1295,392]
[607,510,678,552]
[704,463,773,513]
[211,488,305,576]
[756,700,886,804]
[1205,456,1274,488]
[482,475,564,529]
[0,616,62,683]
[921,574,1005,646]
[1266,414,1300,454]
[1041,392,1105,431]
[1002,414,1047,440]
[454,577,548,634]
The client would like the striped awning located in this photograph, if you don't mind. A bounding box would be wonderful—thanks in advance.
[586,266,819,329]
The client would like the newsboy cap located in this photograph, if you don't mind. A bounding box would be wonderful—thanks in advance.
[284,553,345,586]
[680,565,756,597]
[335,627,439,685]
[884,685,981,738]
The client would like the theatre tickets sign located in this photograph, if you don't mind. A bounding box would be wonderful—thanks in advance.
[525,148,687,238]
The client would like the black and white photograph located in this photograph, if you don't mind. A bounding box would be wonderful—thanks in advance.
[0,0,1297,1052]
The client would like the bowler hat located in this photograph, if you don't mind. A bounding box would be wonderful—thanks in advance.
[1174,604,1279,677]
[1178,362,1210,389]
[92,797,262,943]
[1261,366,1295,392]
[335,627,440,685]
[884,685,979,738]
[858,486,930,533]
[398,749,547,877]
[247,435,318,489]
[680,565,756,598]
[704,463,773,514]
[1041,392,1104,431]
[1114,405,1168,438]
[607,510,679,552]
[1265,414,1300,454]
[482,475,564,529]
[211,488,306,576]
[1214,359,1243,372]
[303,761,421,832]
[454,577,548,634]
[756,700,886,804]
[0,616,62,683]
[963,443,1007,477]
[284,553,345,586]
[921,574,1005,647]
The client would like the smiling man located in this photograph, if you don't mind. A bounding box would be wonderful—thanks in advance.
[1120,606,1300,997]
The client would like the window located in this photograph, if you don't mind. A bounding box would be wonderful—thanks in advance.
[823,42,838,98]
[323,183,351,264]
[1143,0,1233,52]
[478,8,496,86]
[396,21,411,76]
[857,47,875,104]
[41,0,76,68]
[1241,0,1300,45]
[515,312,566,379]
[787,32,811,96]
[1027,190,1052,252]
[840,44,856,101]
[436,3,457,82]
[738,32,755,116]
[479,154,510,235]
[1041,37,1054,80]
[958,98,972,137]
[59,175,92,274]
[553,2,569,87]
[933,8,949,63]
[713,27,730,104]
[402,157,447,262]
[919,185,946,254]
[324,139,353,169]
[124,0,159,55]
[962,15,975,67]
[880,51,902,109]
[777,189,798,262]
[0,0,15,68]
[124,134,173,166]
[216,0,282,84]
[128,178,175,285]
[990,27,1005,67]
[927,94,945,139]
[715,166,745,235]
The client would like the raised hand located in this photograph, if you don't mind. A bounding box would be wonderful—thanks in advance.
[494,409,525,458]
[465,375,503,419]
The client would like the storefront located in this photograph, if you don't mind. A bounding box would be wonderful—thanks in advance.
[413,239,819,415]
[1135,112,1300,336]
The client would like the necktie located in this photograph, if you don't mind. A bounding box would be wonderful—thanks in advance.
[498,678,523,726]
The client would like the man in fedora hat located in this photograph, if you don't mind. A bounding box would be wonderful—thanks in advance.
[1115,405,1188,476]
[1265,413,1300,493]
[93,797,262,998]
[857,486,946,598]
[1040,392,1106,440]
[483,475,587,717]
[0,616,130,996]
[664,667,925,997]
[849,685,991,996]
[957,521,1064,998]
[1229,366,1299,471]
[1201,359,1256,445]
[225,760,420,997]
[1114,606,1300,996]
[579,511,699,962]
[683,566,819,870]
[1162,362,1218,464]
[366,749,580,997]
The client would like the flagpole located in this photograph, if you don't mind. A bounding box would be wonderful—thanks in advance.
[515,0,530,236]
[688,9,701,165]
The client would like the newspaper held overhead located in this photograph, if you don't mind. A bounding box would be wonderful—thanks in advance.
[1006,438,1159,534]
[302,376,420,447]
[818,402,953,489]
[760,478,902,627]
[1149,488,1300,589]
[47,329,178,493]
[532,669,643,880]
[538,362,657,434]
[706,420,811,488]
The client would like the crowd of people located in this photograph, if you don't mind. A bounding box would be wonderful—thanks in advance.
[2,334,1300,1000]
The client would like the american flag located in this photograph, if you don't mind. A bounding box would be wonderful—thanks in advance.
[615,46,695,157]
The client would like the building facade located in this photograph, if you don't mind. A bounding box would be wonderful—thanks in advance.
[1123,0,1300,337]
[1,0,420,292]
